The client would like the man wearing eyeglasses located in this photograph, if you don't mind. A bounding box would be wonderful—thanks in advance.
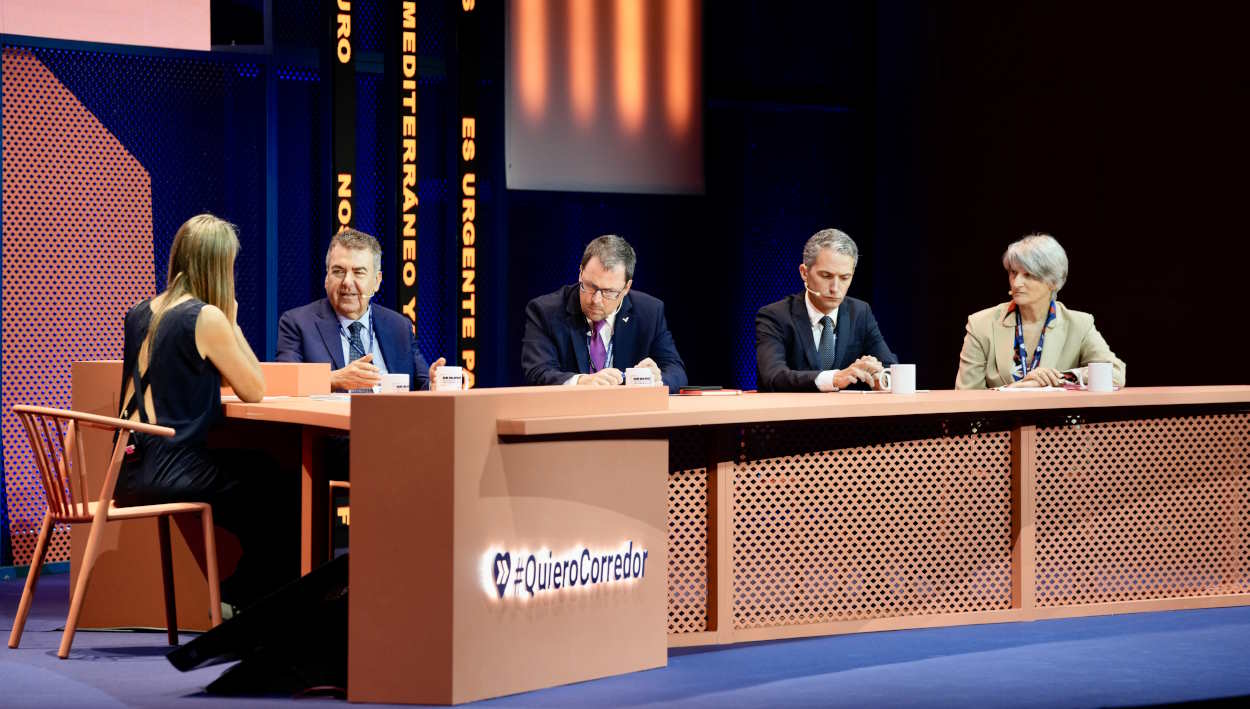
[522,235,688,393]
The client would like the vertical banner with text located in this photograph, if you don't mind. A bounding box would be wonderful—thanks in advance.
[457,0,479,388]
[397,2,420,325]
[331,0,356,233]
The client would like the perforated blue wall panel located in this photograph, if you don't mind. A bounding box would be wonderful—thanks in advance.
[33,47,268,347]
[417,0,447,57]
[2,43,269,564]
[354,72,388,304]
[276,66,326,320]
[355,0,385,54]
[415,71,451,367]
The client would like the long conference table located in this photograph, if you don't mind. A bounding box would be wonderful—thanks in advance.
[68,362,1250,704]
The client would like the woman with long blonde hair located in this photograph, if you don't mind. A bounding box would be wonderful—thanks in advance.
[117,214,294,610]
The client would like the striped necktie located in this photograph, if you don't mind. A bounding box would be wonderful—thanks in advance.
[348,321,366,362]
[818,315,836,371]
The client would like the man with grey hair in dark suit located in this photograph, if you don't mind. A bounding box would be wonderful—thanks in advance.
[755,228,897,392]
[276,227,443,391]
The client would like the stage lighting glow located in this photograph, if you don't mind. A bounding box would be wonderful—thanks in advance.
[516,0,548,121]
[614,0,646,136]
[569,0,596,127]
[506,0,703,193]
[664,0,693,137]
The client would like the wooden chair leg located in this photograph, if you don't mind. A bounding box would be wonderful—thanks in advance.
[157,516,178,645]
[201,508,222,627]
[8,514,54,649]
[59,516,108,659]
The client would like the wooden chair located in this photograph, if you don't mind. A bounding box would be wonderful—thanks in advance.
[7,405,223,658]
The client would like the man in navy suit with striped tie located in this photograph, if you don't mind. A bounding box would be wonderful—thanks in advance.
[521,235,688,394]
[276,228,443,391]
[755,228,897,392]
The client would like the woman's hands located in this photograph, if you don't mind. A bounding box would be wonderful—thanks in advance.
[1011,367,1065,388]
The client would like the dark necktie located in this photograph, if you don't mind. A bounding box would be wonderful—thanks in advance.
[818,315,836,371]
[589,319,608,372]
[348,321,366,362]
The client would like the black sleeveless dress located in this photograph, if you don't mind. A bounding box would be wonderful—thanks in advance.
[117,298,297,607]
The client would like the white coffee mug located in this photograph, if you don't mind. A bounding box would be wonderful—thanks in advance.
[435,365,464,391]
[878,364,917,395]
[1087,362,1114,392]
[379,373,410,393]
[625,367,657,387]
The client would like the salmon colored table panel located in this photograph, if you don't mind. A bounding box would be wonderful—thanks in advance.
[349,386,670,705]
[497,387,1250,435]
[500,388,1250,648]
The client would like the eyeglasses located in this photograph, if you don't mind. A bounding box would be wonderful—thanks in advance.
[577,280,625,301]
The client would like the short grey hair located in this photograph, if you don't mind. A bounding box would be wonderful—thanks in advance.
[326,227,382,273]
[802,228,858,269]
[581,235,636,281]
[1003,233,1068,293]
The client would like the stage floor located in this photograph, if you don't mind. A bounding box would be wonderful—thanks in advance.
[4,571,1250,708]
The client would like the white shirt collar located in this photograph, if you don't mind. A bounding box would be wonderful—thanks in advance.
[586,303,621,337]
[337,306,372,334]
[805,292,838,330]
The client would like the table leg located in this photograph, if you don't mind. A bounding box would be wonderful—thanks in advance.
[301,427,329,575]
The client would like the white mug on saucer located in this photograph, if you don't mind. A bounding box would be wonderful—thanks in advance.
[878,364,917,394]
[435,365,464,391]
[1086,362,1114,392]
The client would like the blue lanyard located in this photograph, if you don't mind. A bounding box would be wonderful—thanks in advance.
[1011,299,1056,381]
[340,312,376,356]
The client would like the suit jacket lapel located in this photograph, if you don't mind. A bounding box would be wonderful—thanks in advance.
[374,314,410,376]
[791,294,819,370]
[612,296,637,370]
[565,288,591,374]
[832,304,852,369]
[994,308,1017,384]
[316,300,346,370]
[1039,307,1068,371]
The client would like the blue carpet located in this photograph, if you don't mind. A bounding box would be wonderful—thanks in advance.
[471,609,1250,708]
[3,572,1250,707]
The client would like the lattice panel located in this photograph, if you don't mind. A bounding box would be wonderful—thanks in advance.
[733,421,1012,629]
[1033,414,1250,606]
[2,48,154,565]
[668,430,710,634]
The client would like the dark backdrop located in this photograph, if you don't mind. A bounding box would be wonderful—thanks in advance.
[498,2,877,389]
[873,2,1250,389]
[490,1,1250,389]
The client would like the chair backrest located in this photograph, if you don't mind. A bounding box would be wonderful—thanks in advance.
[12,405,174,521]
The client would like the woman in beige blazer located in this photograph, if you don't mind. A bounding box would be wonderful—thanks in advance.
[956,234,1125,389]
